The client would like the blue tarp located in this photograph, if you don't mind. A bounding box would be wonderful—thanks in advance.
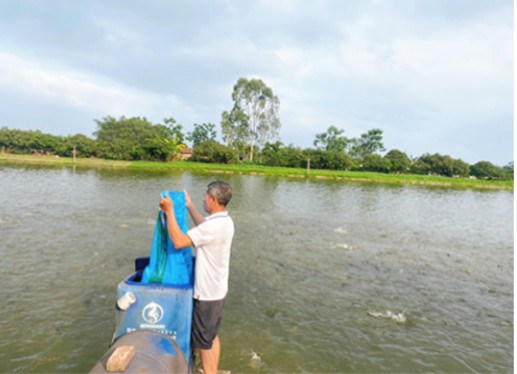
[141,191,193,286]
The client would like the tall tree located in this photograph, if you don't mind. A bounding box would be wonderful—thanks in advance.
[221,78,280,162]
[163,117,185,145]
[470,161,503,180]
[313,126,350,152]
[94,116,185,161]
[187,123,217,147]
[351,128,385,159]
[452,159,470,177]
[384,149,410,173]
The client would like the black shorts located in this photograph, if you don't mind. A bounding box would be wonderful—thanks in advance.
[191,298,225,350]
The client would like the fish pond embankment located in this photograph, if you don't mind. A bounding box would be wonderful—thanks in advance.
[0,153,512,190]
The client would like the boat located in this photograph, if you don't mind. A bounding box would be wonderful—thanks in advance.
[90,256,194,373]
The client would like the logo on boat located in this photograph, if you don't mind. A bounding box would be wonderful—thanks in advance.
[142,302,164,324]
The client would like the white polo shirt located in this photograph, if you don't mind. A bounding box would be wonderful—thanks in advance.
[187,211,234,301]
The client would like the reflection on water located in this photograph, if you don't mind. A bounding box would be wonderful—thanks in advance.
[0,165,513,373]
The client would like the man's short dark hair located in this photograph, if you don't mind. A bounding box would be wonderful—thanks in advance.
[207,180,232,206]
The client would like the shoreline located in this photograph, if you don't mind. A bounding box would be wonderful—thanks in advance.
[0,153,513,191]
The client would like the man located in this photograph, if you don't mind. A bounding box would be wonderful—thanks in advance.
[159,180,234,374]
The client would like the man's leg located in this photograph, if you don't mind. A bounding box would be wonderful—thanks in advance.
[199,335,220,374]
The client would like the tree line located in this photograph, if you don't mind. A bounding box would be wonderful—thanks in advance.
[0,77,512,180]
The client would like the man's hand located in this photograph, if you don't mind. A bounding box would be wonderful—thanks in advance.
[184,189,192,209]
[158,194,192,249]
[159,195,173,214]
[184,189,204,226]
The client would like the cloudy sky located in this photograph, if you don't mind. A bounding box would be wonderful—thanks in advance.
[0,0,513,165]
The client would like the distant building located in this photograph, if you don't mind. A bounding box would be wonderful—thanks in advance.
[179,147,193,160]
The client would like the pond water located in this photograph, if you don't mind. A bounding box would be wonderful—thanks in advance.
[0,165,513,373]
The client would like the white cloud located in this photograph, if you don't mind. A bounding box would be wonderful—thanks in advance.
[92,16,144,46]
[264,5,512,134]
[0,0,512,164]
[0,50,194,121]
[391,24,511,92]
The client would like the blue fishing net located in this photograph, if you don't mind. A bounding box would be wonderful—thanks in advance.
[141,191,193,286]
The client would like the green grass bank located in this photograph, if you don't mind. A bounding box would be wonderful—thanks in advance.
[1,153,513,191]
